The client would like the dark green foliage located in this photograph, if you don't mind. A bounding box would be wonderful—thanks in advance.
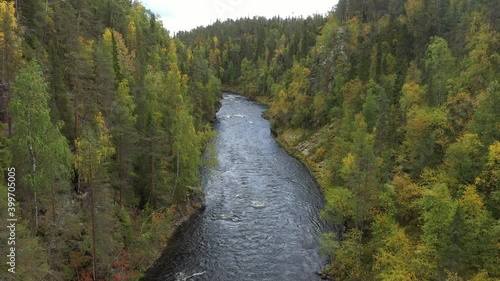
[1,0,218,279]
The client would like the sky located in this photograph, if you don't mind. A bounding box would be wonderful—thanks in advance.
[140,0,338,35]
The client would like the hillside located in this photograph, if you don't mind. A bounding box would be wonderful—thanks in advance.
[0,0,219,279]
[181,0,500,279]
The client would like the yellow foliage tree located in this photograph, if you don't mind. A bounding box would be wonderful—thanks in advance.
[0,0,22,135]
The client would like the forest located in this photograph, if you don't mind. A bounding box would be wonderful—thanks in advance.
[0,0,220,280]
[178,0,499,279]
[0,0,499,280]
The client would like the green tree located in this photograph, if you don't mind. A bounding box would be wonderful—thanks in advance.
[399,106,448,177]
[362,80,382,133]
[136,65,172,207]
[340,114,379,230]
[10,61,73,231]
[166,59,201,203]
[171,97,201,203]
[469,81,500,146]
[321,186,356,228]
[445,92,475,138]
[443,133,484,186]
[476,141,500,217]
[323,228,366,280]
[418,184,457,278]
[75,113,114,280]
[454,185,500,277]
[109,79,138,205]
[68,36,98,142]
[459,13,498,96]
[239,57,259,97]
[424,37,455,106]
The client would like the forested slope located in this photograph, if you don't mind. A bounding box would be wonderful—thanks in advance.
[0,0,220,280]
[1,0,499,280]
[181,0,500,280]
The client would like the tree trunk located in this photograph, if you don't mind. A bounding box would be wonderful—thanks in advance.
[14,0,19,24]
[51,183,56,224]
[118,137,124,206]
[173,151,180,202]
[28,108,39,231]
[74,109,78,141]
[90,172,97,281]
[150,138,155,204]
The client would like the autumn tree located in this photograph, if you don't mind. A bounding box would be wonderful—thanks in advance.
[0,0,23,135]
[373,219,418,280]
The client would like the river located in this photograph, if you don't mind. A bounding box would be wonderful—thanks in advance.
[143,93,326,281]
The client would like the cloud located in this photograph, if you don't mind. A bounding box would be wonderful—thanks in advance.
[140,0,336,34]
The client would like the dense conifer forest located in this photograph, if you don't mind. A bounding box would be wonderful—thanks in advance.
[0,0,499,280]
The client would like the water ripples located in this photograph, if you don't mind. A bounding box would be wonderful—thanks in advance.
[143,94,326,281]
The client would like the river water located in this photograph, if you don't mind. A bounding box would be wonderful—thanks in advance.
[143,93,326,281]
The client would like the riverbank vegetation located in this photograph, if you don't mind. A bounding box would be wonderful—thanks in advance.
[1,0,499,279]
[0,0,219,280]
[178,0,499,279]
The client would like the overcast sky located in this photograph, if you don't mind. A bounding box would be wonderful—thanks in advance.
[140,0,338,35]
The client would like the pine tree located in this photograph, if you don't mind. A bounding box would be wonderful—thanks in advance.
[340,114,379,230]
[137,65,172,207]
[424,37,456,106]
[75,112,114,280]
[109,79,138,205]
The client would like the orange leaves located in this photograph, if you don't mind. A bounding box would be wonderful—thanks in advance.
[69,250,91,271]
[111,250,139,281]
[151,211,168,225]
